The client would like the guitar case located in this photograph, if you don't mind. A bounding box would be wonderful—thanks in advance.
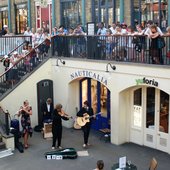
[44,148,77,160]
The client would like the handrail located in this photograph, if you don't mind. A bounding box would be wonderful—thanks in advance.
[0,38,50,78]
[0,35,32,58]
[0,41,26,62]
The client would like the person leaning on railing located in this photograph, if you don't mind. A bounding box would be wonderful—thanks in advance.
[146,24,164,64]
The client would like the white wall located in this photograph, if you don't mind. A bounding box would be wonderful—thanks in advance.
[1,58,170,146]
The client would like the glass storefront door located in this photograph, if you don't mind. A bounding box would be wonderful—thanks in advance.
[80,78,110,130]
[131,87,170,153]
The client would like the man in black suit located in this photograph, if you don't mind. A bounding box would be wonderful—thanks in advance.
[41,98,54,123]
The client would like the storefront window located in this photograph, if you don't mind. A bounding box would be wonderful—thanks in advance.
[95,0,114,26]
[140,0,167,29]
[16,8,28,34]
[61,1,81,29]
[159,90,169,133]
[0,10,8,30]
[133,88,142,128]
[146,87,155,129]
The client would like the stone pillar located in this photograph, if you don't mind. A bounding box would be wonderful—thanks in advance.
[52,0,56,28]
[81,0,86,28]
[7,0,12,32]
[27,0,31,28]
[120,0,124,23]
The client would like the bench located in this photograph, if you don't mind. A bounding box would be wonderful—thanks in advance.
[99,128,111,142]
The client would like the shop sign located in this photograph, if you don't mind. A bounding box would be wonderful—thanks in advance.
[0,7,8,12]
[136,77,158,87]
[36,0,48,8]
[70,70,108,86]
[16,4,27,9]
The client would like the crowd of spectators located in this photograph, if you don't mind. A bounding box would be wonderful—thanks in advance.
[51,20,170,64]
[0,19,170,83]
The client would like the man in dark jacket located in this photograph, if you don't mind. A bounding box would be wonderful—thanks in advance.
[0,25,8,36]
[41,98,54,124]
[77,100,94,148]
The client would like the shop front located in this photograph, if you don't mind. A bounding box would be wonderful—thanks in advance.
[116,76,170,154]
[69,70,111,130]
[130,85,169,153]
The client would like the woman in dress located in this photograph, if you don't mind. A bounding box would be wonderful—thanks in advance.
[18,100,32,149]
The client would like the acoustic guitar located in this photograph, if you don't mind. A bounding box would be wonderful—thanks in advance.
[73,118,82,130]
[76,112,101,127]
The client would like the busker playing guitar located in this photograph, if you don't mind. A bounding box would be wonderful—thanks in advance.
[77,100,94,148]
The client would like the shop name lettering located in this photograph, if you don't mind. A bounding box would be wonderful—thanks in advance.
[70,71,107,85]
[136,77,158,87]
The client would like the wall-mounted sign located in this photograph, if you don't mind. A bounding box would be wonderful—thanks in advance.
[136,77,158,87]
[87,22,95,35]
[70,70,108,86]
[0,7,8,12]
[35,0,48,8]
[133,105,142,128]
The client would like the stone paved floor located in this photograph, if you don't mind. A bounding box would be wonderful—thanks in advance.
[0,127,170,170]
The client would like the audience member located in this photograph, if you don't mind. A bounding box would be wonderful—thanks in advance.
[0,25,8,36]
[94,160,104,170]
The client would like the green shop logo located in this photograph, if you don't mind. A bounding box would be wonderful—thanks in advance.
[136,77,158,87]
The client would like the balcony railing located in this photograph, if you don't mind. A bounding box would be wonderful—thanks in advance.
[0,36,32,57]
[51,35,170,65]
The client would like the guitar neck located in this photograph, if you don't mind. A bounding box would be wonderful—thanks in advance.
[88,112,101,119]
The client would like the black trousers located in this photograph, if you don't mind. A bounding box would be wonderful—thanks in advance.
[52,126,62,147]
[82,123,91,144]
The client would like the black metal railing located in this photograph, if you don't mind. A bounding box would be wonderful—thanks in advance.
[0,38,50,97]
[51,35,170,65]
[0,36,32,57]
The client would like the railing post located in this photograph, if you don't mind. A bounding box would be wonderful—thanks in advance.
[5,111,9,136]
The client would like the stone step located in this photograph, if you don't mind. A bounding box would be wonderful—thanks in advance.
[0,142,5,149]
[0,148,13,159]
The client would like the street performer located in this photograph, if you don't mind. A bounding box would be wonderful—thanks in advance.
[52,103,70,150]
[77,100,94,148]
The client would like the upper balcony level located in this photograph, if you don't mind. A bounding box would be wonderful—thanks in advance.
[51,35,170,66]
